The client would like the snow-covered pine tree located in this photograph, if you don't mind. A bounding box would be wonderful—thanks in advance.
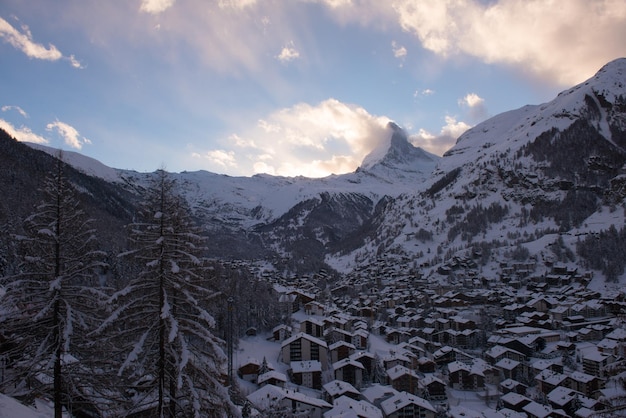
[0,157,108,418]
[98,169,238,417]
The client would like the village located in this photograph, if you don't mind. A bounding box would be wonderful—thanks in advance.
[234,254,626,418]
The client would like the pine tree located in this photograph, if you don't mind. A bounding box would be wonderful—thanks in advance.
[0,158,108,417]
[97,170,238,417]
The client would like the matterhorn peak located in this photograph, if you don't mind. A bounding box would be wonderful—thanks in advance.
[359,122,439,174]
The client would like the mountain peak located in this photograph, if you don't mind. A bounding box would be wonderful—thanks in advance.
[360,122,439,173]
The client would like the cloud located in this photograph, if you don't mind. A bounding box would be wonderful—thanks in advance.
[46,120,90,149]
[218,0,258,10]
[410,115,471,156]
[414,88,435,98]
[1,105,28,118]
[458,92,488,122]
[0,16,85,69]
[0,118,48,144]
[0,16,62,61]
[197,149,237,169]
[276,42,300,63]
[139,0,176,14]
[391,40,407,59]
[390,0,626,86]
[195,99,391,177]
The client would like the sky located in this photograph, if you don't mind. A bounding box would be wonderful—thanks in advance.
[0,0,625,178]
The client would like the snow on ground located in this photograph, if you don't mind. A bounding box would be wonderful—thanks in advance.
[0,393,69,418]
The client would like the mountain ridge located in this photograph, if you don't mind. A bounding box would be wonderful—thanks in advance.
[4,57,626,279]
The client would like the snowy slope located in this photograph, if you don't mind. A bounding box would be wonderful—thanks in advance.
[327,58,626,275]
[29,122,439,229]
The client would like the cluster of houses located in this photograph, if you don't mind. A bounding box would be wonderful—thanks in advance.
[237,258,626,417]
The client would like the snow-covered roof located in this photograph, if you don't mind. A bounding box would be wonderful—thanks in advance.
[325,395,383,418]
[380,392,435,415]
[323,380,360,397]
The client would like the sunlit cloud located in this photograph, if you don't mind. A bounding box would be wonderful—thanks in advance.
[410,115,471,156]
[276,42,300,63]
[390,0,626,86]
[458,92,488,122]
[391,40,407,59]
[46,120,91,150]
[139,0,176,14]
[218,0,258,10]
[0,16,62,61]
[197,149,237,169]
[196,99,392,177]
[1,105,28,118]
[0,118,48,144]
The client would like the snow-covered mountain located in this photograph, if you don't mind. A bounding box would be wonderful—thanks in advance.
[328,58,626,277]
[11,58,626,279]
[26,121,439,269]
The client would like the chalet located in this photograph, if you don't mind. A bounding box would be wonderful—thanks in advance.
[567,371,602,397]
[386,365,420,395]
[582,350,614,378]
[304,301,326,316]
[419,374,446,401]
[499,378,527,395]
[257,370,287,388]
[484,344,527,365]
[417,357,436,373]
[329,340,356,363]
[447,360,498,391]
[322,380,360,403]
[352,328,369,350]
[522,400,568,418]
[495,358,523,381]
[380,392,436,418]
[272,324,292,342]
[361,384,399,408]
[547,386,600,417]
[333,358,365,388]
[351,351,376,380]
[500,392,532,413]
[324,395,383,418]
[535,370,568,395]
[291,360,323,389]
[237,358,261,382]
[280,332,328,366]
[247,384,331,418]
[300,317,325,338]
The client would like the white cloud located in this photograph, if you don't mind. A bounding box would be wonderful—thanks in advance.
[410,115,471,156]
[0,17,62,61]
[68,54,85,69]
[0,118,48,144]
[197,99,391,177]
[1,105,28,118]
[276,42,300,63]
[139,0,176,14]
[46,120,90,149]
[458,92,488,122]
[0,16,84,69]
[199,149,237,168]
[414,89,435,98]
[390,0,626,86]
[391,40,407,60]
[218,0,258,10]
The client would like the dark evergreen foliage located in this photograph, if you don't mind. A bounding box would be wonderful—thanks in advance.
[447,202,509,242]
[425,167,462,198]
[0,159,108,417]
[577,225,626,282]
